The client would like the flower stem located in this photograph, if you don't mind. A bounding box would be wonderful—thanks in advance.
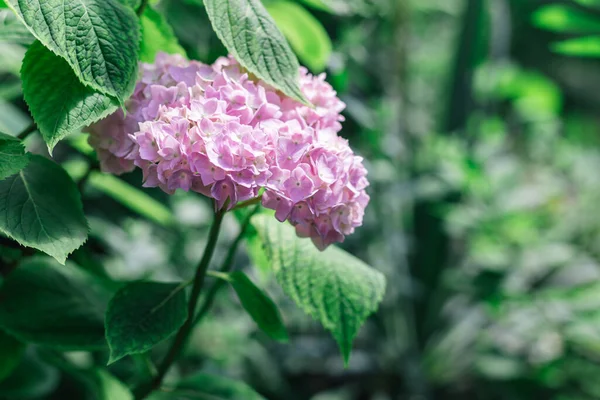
[231,196,262,211]
[134,207,226,400]
[193,205,260,327]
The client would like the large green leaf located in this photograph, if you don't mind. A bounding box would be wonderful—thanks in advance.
[0,155,88,263]
[105,281,188,364]
[532,4,600,33]
[0,330,24,382]
[140,6,186,63]
[153,373,266,400]
[266,0,332,72]
[0,258,111,350]
[22,41,120,152]
[222,270,288,342]
[0,131,28,181]
[204,0,308,104]
[0,9,34,45]
[6,0,139,101]
[248,214,386,364]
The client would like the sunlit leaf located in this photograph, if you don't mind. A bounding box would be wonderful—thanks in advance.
[204,0,308,104]
[248,213,386,364]
[140,6,186,62]
[22,42,120,152]
[88,171,176,227]
[6,0,140,101]
[533,5,600,33]
[552,35,600,57]
[266,1,332,72]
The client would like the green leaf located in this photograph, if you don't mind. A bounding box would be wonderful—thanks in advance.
[88,171,176,227]
[0,9,34,45]
[119,0,141,8]
[6,0,140,100]
[204,0,308,104]
[532,5,600,33]
[90,369,134,400]
[161,372,266,400]
[0,131,28,181]
[22,41,120,152]
[0,349,59,398]
[140,6,186,63]
[266,1,332,72]
[224,270,288,342]
[0,155,88,263]
[0,257,111,350]
[105,281,188,364]
[0,330,24,382]
[248,214,386,364]
[41,351,134,400]
[296,0,335,14]
[575,0,600,9]
[552,35,600,57]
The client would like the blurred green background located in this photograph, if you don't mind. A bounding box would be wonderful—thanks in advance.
[4,0,600,399]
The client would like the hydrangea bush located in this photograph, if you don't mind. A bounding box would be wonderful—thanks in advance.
[88,53,369,249]
[0,0,385,399]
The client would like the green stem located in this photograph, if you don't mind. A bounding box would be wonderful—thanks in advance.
[193,205,259,327]
[17,123,37,141]
[134,207,226,400]
[136,0,149,16]
[231,196,261,211]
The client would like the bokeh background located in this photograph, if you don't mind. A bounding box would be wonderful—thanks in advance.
[3,0,600,399]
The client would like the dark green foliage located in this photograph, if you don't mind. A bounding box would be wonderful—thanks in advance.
[0,350,59,398]
[0,258,110,350]
[226,270,289,342]
[0,131,28,180]
[0,330,25,382]
[105,281,188,364]
[154,372,266,400]
[0,155,88,263]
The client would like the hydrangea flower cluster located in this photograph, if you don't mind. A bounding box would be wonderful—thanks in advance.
[87,53,369,249]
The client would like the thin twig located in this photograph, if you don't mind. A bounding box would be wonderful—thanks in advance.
[231,196,262,211]
[193,205,260,327]
[16,122,37,141]
[133,207,226,400]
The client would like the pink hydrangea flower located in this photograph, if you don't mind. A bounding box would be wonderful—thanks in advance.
[87,53,369,249]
